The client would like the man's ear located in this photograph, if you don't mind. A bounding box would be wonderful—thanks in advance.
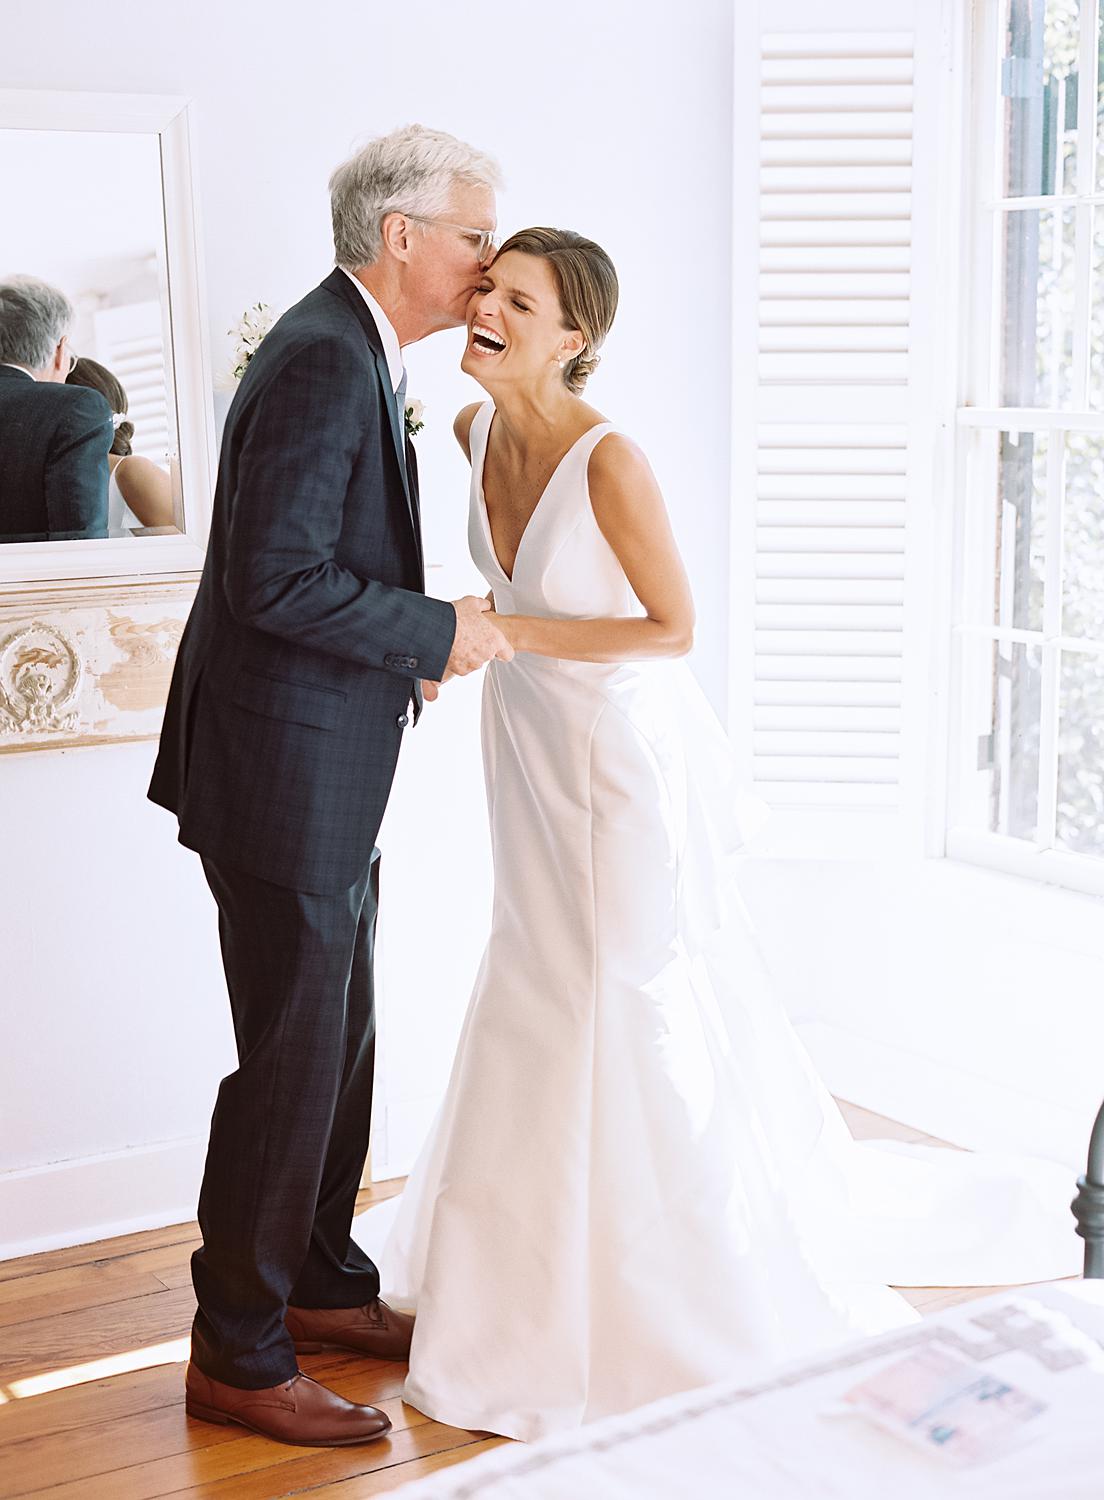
[380,211,413,263]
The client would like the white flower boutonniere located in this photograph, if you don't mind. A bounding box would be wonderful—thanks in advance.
[404,397,425,439]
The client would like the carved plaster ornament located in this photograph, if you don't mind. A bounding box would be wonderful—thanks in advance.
[0,623,83,734]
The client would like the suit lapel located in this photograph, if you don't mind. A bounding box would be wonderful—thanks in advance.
[321,270,421,563]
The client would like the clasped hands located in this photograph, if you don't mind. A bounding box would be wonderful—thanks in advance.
[421,595,514,703]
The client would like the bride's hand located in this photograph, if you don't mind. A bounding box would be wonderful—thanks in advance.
[485,611,518,657]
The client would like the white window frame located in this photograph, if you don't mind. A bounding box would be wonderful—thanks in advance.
[943,0,1104,899]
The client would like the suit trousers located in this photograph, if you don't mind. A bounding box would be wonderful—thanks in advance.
[190,851,383,1388]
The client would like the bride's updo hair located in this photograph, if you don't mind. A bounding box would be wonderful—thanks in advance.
[495,227,618,394]
[66,357,133,457]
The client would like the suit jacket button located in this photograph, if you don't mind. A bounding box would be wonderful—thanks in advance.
[396,713,409,728]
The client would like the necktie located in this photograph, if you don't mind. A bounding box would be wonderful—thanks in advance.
[397,365,422,724]
[394,369,409,479]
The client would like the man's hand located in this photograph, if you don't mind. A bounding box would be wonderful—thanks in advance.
[445,595,514,678]
[421,678,439,702]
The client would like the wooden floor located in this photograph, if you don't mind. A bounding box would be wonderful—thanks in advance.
[0,1103,1047,1498]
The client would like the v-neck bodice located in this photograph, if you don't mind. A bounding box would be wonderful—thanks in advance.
[467,401,638,621]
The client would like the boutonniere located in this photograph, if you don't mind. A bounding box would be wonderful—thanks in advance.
[404,397,425,439]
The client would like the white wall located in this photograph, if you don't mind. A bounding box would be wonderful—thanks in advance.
[0,0,738,1255]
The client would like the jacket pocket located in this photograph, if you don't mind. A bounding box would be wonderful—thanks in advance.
[231,668,347,731]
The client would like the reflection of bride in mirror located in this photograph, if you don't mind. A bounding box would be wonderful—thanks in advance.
[66,357,173,535]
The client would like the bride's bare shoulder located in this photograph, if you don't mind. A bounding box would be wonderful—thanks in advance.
[453,402,485,462]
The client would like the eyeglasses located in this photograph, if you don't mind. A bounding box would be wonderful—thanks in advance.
[67,350,78,376]
[400,212,497,264]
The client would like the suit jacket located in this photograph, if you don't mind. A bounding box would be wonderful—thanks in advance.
[0,365,111,541]
[148,269,457,895]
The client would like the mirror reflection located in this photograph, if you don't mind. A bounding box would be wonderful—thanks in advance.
[0,129,181,543]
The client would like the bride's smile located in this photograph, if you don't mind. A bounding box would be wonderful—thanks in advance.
[461,249,585,386]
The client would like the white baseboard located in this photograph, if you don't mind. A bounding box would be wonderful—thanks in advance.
[0,1135,206,1262]
[797,1019,1091,1170]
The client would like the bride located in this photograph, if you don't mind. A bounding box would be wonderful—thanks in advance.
[350,227,1080,1443]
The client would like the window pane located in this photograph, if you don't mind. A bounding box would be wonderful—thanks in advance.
[1002,0,1081,198]
[1057,649,1104,852]
[996,430,1048,631]
[1090,207,1104,405]
[963,637,1043,840]
[999,206,1076,406]
[1062,431,1104,638]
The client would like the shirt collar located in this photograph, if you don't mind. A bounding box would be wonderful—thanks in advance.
[340,268,404,393]
[0,362,35,380]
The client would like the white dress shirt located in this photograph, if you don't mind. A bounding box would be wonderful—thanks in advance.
[0,363,35,379]
[340,268,404,393]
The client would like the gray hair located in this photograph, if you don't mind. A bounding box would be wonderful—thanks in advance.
[0,275,73,371]
[329,124,502,270]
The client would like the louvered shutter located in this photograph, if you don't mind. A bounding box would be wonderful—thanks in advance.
[753,31,914,808]
[92,300,173,463]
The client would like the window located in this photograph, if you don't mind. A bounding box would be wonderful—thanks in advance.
[949,0,1104,895]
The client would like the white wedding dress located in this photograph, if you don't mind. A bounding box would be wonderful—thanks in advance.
[352,402,1080,1443]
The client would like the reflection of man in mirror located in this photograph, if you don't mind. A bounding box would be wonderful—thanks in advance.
[0,276,112,543]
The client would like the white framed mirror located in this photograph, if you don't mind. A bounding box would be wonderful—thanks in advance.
[0,89,215,584]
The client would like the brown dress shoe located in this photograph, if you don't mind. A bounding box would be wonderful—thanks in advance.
[184,1361,391,1446]
[285,1298,414,1359]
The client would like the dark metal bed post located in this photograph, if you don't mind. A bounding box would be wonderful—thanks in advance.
[1072,1101,1104,1278]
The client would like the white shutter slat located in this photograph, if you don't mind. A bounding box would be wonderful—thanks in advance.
[759,271,910,298]
[754,731,901,757]
[755,704,902,730]
[755,680,901,707]
[762,112,912,140]
[761,165,912,192]
[753,756,900,782]
[757,501,905,527]
[756,656,901,682]
[751,32,915,808]
[759,246,910,271]
[760,318,909,350]
[762,193,912,220]
[760,301,909,327]
[757,471,906,497]
[753,782,900,806]
[755,603,904,629]
[757,445,906,471]
[757,578,905,603]
[761,60,913,86]
[757,553,905,579]
[755,631,903,657]
[761,138,912,168]
[758,352,909,382]
[762,31,913,57]
[760,220,910,247]
[757,423,908,447]
[756,526,904,553]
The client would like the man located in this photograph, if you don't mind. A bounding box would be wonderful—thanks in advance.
[0,276,111,542]
[149,125,511,1447]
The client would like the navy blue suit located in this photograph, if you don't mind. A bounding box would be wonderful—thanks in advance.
[0,365,111,541]
[149,269,456,1387]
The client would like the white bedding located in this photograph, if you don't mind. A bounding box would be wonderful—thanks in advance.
[394,1280,1104,1499]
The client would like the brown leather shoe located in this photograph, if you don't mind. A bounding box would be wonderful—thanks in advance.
[285,1298,414,1359]
[184,1361,391,1446]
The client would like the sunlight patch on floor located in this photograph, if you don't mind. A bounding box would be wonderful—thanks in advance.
[5,1335,189,1399]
